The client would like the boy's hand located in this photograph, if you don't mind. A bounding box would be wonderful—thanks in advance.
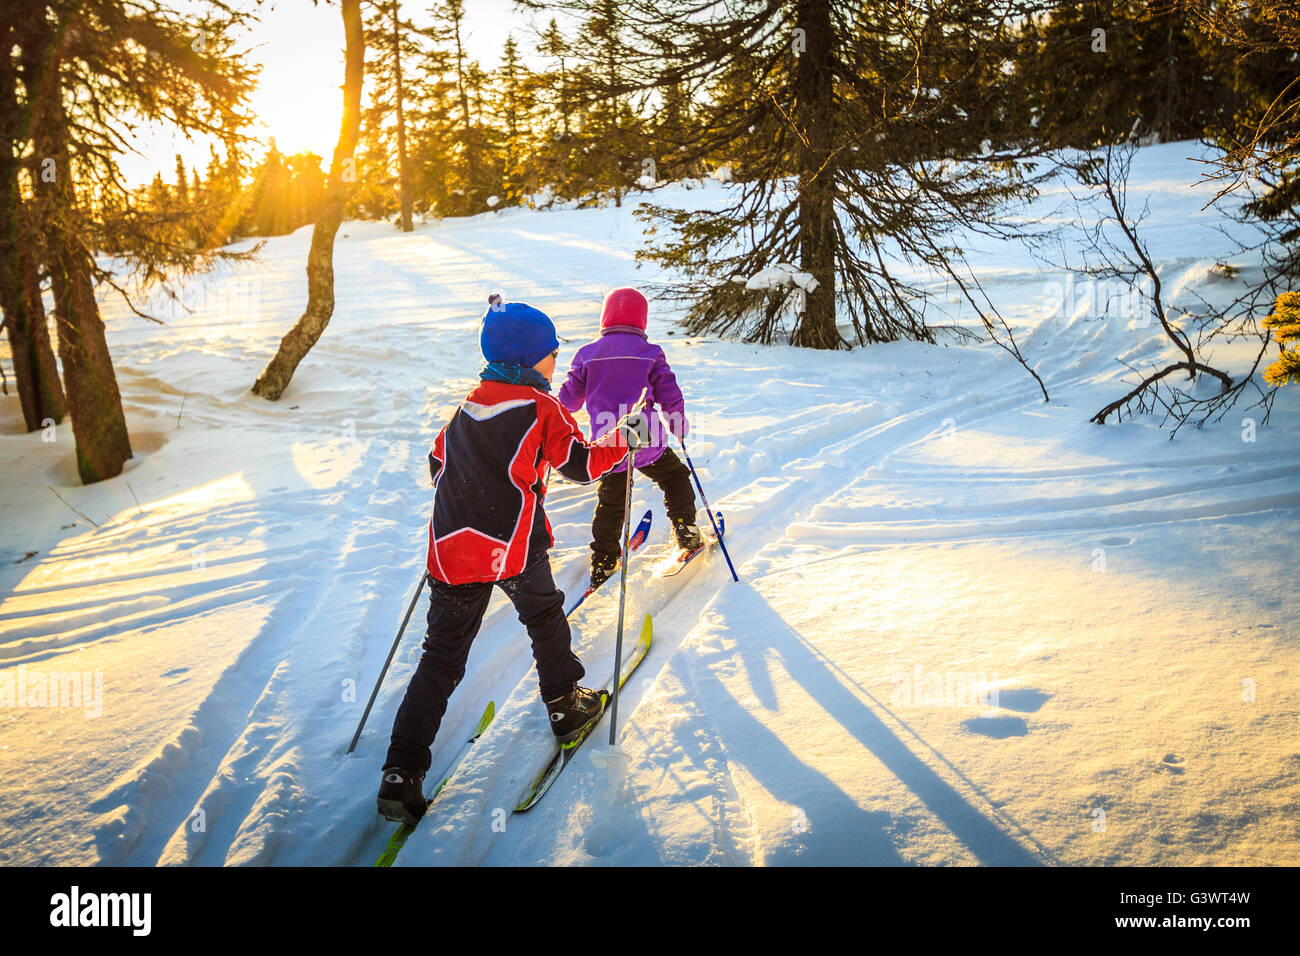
[612,411,651,450]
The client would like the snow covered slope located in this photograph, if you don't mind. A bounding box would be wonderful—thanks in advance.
[1,142,1297,866]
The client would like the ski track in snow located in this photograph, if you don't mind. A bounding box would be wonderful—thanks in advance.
[1,143,1298,866]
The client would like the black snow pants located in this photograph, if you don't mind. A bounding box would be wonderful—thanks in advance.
[385,553,583,774]
[591,447,697,560]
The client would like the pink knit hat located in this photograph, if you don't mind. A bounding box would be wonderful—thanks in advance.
[598,287,648,331]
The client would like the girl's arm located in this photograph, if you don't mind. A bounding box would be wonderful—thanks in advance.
[649,348,688,438]
[556,350,587,412]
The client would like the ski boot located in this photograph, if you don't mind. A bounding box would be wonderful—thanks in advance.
[671,516,705,552]
[376,766,426,825]
[544,684,607,745]
[589,551,619,589]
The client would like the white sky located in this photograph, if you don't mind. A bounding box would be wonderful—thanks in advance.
[120,0,546,186]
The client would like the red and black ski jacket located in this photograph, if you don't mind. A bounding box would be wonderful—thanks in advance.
[426,379,628,585]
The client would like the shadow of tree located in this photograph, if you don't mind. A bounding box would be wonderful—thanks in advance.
[703,583,1043,866]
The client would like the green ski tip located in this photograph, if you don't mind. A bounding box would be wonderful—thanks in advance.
[513,613,652,813]
[374,698,496,867]
[473,700,495,737]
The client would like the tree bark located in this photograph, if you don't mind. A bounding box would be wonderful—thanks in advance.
[451,9,477,207]
[392,1,412,232]
[27,25,130,482]
[0,214,67,431]
[0,10,65,430]
[252,0,365,400]
[792,0,839,349]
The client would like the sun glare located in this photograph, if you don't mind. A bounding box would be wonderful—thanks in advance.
[247,2,348,163]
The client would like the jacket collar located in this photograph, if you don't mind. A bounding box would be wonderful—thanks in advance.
[599,326,647,339]
[479,362,552,393]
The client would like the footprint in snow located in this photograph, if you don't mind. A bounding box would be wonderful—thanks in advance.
[1099,536,1133,547]
[962,715,1028,738]
[1161,753,1185,775]
[994,688,1051,713]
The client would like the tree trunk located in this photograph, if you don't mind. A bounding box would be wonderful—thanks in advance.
[452,15,477,208]
[0,12,65,430]
[560,59,570,138]
[0,214,67,431]
[252,0,365,400]
[392,1,412,232]
[28,29,130,482]
[792,0,839,349]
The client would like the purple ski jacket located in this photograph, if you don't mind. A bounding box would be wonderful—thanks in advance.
[557,327,686,472]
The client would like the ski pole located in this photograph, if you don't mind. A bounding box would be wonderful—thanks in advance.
[347,569,429,754]
[605,389,649,746]
[607,448,636,746]
[679,439,739,582]
[600,387,654,747]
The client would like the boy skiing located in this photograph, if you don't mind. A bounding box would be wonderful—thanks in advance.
[558,287,703,588]
[377,299,645,825]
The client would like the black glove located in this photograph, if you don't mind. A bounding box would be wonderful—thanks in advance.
[614,411,651,450]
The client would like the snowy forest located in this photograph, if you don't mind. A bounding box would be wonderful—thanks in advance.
[1,0,1299,885]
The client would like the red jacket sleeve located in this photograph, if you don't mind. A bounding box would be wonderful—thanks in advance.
[539,394,627,483]
[428,426,447,485]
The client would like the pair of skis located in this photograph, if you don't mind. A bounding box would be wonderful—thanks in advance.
[375,615,653,865]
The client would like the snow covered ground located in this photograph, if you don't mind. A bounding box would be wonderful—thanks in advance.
[2,142,1297,866]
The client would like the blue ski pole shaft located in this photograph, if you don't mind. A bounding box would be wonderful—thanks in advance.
[607,451,636,745]
[348,570,428,754]
[679,439,739,582]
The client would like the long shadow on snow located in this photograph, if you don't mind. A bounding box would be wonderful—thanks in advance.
[687,658,902,865]
[715,584,1042,866]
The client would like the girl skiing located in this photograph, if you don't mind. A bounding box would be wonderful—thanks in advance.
[558,287,703,588]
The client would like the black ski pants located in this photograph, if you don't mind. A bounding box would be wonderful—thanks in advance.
[385,553,583,774]
[591,447,697,559]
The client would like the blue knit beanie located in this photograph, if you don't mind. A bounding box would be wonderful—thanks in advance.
[480,301,559,367]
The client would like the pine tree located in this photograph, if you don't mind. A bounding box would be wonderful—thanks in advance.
[425,0,492,215]
[198,143,256,246]
[644,78,701,184]
[175,154,189,203]
[4,0,257,480]
[360,0,421,228]
[405,33,455,217]
[540,0,1046,353]
[1023,2,1226,148]
[531,18,578,203]
[494,35,534,206]
[537,19,572,140]
[0,0,65,432]
[567,0,644,207]
[231,143,329,239]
